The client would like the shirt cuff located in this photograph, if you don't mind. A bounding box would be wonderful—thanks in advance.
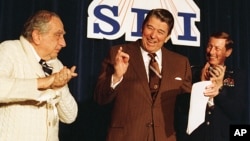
[111,75,123,89]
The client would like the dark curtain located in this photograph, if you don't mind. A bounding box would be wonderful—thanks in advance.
[0,0,249,141]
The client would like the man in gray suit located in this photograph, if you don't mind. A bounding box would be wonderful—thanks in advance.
[94,8,192,141]
[0,10,78,141]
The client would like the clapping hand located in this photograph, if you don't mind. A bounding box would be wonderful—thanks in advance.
[202,62,226,97]
[50,66,78,89]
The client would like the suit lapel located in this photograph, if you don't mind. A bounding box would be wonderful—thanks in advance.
[127,41,152,101]
[154,48,172,102]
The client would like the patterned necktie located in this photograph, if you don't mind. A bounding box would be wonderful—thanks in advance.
[39,59,53,76]
[148,53,161,99]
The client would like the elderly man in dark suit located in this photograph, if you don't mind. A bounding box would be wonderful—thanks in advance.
[94,8,192,141]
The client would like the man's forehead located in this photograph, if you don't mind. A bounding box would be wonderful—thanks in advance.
[49,17,65,33]
[209,38,226,47]
[146,17,168,31]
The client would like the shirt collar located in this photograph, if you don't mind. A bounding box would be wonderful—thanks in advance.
[29,43,41,62]
[140,47,162,62]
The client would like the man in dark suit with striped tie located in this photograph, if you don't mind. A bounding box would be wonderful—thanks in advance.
[94,8,192,141]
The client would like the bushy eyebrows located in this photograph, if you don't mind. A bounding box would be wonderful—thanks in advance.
[146,24,167,34]
[54,30,66,35]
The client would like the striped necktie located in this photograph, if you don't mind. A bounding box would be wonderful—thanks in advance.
[148,53,161,99]
[39,59,53,76]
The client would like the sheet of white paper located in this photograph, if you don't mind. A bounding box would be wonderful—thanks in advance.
[186,81,211,134]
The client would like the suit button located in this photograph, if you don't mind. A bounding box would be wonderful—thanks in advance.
[206,121,210,125]
[153,84,158,89]
[146,122,153,127]
[48,105,52,109]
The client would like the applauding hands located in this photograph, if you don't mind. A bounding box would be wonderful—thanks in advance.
[38,66,78,90]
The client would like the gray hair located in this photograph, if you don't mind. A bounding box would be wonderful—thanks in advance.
[21,10,60,42]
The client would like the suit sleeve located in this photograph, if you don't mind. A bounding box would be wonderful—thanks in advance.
[181,57,192,94]
[94,47,119,105]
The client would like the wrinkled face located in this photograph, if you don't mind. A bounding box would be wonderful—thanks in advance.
[141,16,170,53]
[206,37,232,66]
[36,17,66,60]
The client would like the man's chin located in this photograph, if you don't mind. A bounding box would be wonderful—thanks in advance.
[46,56,56,61]
[208,60,218,66]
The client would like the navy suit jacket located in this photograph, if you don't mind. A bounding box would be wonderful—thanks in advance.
[175,66,248,141]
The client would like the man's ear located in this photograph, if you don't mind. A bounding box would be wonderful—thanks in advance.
[164,35,171,43]
[31,30,41,45]
[226,48,232,57]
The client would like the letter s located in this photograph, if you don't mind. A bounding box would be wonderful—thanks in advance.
[94,5,120,35]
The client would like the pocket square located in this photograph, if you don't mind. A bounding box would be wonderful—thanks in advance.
[175,77,182,80]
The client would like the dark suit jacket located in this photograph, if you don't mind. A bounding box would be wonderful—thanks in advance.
[94,40,192,141]
[175,66,248,141]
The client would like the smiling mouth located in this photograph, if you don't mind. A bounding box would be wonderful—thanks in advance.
[147,39,156,45]
[209,55,217,60]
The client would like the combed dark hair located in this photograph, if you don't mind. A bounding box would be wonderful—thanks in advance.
[21,10,60,42]
[142,8,174,36]
[210,32,233,49]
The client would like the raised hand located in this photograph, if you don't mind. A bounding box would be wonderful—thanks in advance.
[112,47,130,83]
